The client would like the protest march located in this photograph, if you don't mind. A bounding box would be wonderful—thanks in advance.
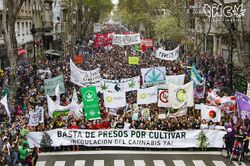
[0,21,250,166]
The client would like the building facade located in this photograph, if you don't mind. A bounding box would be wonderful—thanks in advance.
[0,0,54,68]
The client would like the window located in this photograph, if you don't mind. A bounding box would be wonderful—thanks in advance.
[26,22,28,35]
[17,22,20,36]
[22,22,24,35]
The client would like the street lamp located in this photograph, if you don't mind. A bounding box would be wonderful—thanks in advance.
[30,23,36,65]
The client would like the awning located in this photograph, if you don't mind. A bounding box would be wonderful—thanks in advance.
[17,49,26,56]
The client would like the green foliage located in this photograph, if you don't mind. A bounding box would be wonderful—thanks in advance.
[154,16,185,43]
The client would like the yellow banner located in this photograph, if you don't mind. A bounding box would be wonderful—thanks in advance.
[129,56,139,65]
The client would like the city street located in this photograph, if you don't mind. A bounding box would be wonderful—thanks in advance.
[37,151,250,166]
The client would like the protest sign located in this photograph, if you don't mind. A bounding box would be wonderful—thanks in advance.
[168,81,194,108]
[44,75,65,96]
[129,56,139,65]
[70,59,102,87]
[27,129,226,149]
[137,86,157,105]
[28,107,44,126]
[112,33,141,45]
[80,86,100,120]
[156,46,179,61]
[141,67,166,86]
[104,92,126,108]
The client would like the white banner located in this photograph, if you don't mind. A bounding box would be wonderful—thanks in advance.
[27,129,226,148]
[101,76,140,92]
[112,33,141,45]
[141,67,166,86]
[104,92,126,108]
[93,23,101,33]
[201,104,221,122]
[168,81,194,108]
[158,89,170,108]
[137,86,157,105]
[156,47,179,61]
[168,106,187,117]
[70,59,102,87]
[28,107,44,126]
[158,74,185,89]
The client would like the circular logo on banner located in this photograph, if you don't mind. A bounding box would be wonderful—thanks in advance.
[159,90,168,103]
[176,89,186,102]
[140,93,147,99]
[89,109,96,116]
[209,110,216,118]
[123,36,131,45]
[106,96,113,103]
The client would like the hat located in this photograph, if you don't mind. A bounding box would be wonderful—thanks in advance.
[227,128,232,132]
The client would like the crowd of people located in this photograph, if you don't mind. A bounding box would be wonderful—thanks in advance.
[0,24,249,165]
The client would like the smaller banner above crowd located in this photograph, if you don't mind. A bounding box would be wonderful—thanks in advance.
[141,67,166,86]
[70,59,102,88]
[156,46,179,61]
[44,75,65,96]
[93,33,113,48]
[128,56,139,65]
[93,23,101,33]
[158,89,170,108]
[28,107,44,126]
[73,55,84,64]
[47,96,70,119]
[236,92,250,119]
[137,86,158,105]
[141,38,154,49]
[168,81,194,109]
[101,76,140,93]
[201,104,221,122]
[81,86,100,120]
[112,33,141,45]
[190,65,206,99]
[68,88,84,118]
[167,106,187,117]
[104,92,126,108]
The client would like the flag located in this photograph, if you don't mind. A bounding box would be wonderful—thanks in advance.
[47,95,70,119]
[133,45,140,52]
[80,86,100,120]
[206,89,221,106]
[137,86,157,105]
[0,95,11,121]
[191,64,202,84]
[167,105,187,117]
[168,81,194,108]
[69,88,84,117]
[158,89,170,107]
[55,84,60,106]
[128,56,139,65]
[201,104,221,122]
[104,92,126,108]
[236,92,250,118]
[194,79,206,98]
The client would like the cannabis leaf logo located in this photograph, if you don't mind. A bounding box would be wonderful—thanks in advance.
[148,70,161,83]
[128,79,136,88]
[101,82,109,91]
[233,4,246,18]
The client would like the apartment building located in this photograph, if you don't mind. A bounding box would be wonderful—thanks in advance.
[188,0,250,66]
[0,0,54,68]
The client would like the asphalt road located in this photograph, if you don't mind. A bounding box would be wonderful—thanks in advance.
[37,151,250,166]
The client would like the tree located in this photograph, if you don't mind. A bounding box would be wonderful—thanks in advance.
[1,0,25,102]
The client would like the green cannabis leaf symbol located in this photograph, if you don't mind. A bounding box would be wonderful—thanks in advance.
[148,70,161,83]
[233,4,246,18]
[101,82,109,91]
[128,79,136,88]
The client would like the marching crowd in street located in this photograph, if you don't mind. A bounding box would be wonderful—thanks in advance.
[0,25,249,165]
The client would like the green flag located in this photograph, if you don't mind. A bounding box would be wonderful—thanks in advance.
[129,56,139,65]
[133,45,140,52]
[80,86,100,120]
